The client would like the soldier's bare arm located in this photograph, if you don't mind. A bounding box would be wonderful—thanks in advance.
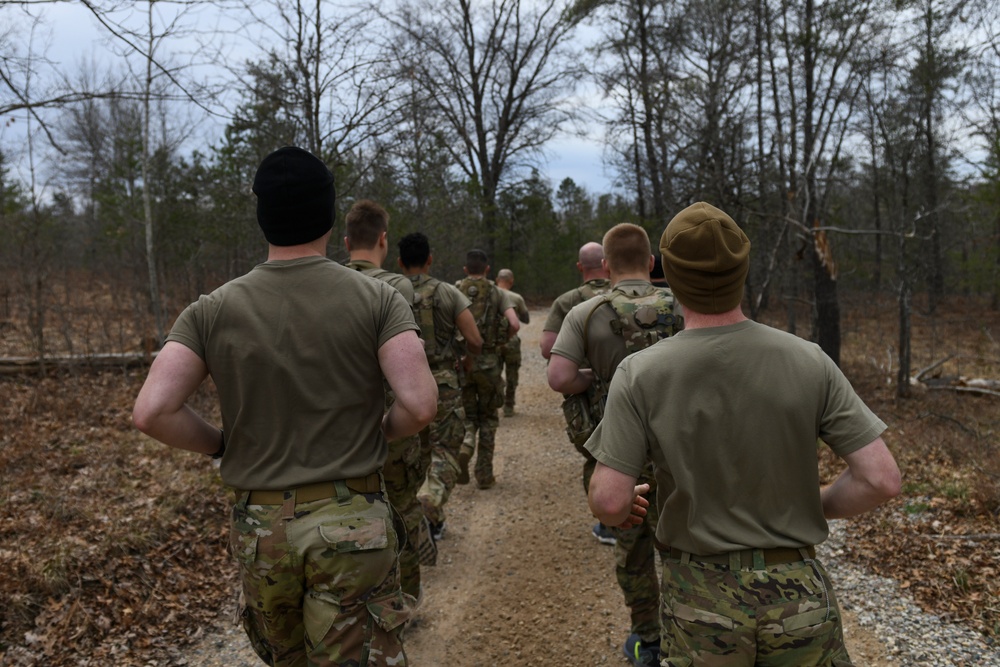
[456,308,483,355]
[132,342,221,455]
[503,306,520,336]
[588,462,649,529]
[379,330,438,441]
[546,353,593,396]
[820,436,901,519]
[539,330,558,359]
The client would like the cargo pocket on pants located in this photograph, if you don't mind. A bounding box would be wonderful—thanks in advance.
[365,589,412,666]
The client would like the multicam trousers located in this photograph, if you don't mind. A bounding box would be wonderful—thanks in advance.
[460,355,504,486]
[500,334,521,410]
[612,468,660,645]
[416,372,467,525]
[658,552,853,667]
[383,434,427,599]
[229,486,411,666]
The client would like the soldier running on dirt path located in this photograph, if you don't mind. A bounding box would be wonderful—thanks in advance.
[455,250,520,490]
[548,223,682,667]
[588,202,901,667]
[539,241,615,545]
[495,268,530,417]
[133,147,438,666]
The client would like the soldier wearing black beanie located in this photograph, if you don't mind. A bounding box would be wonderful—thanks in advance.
[252,146,336,246]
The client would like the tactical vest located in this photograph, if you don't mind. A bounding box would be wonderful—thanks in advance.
[577,278,611,303]
[574,286,682,427]
[410,276,452,366]
[585,287,683,364]
[456,277,506,350]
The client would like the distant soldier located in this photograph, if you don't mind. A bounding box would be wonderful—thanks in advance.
[396,233,483,545]
[495,268,530,417]
[588,202,901,667]
[548,223,683,667]
[455,250,520,489]
[540,242,614,545]
[133,147,437,665]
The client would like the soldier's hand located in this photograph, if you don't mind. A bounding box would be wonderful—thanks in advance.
[614,483,650,529]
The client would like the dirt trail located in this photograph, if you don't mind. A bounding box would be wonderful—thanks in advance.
[404,308,892,666]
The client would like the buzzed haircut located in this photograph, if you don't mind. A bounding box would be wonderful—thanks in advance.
[345,199,389,250]
[496,268,514,283]
[465,249,489,275]
[398,232,431,268]
[603,223,651,274]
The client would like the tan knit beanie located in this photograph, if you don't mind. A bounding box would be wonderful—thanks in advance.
[659,202,750,314]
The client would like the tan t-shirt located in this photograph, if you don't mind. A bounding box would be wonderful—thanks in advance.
[167,256,418,491]
[586,319,886,554]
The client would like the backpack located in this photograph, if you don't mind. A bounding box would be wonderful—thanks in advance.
[456,277,506,350]
[562,286,682,443]
[411,276,451,365]
[585,287,683,361]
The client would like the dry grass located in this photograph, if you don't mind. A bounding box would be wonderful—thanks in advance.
[0,289,998,665]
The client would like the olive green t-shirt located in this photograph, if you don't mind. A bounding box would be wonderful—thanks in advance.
[167,256,418,491]
[586,319,886,554]
[499,287,530,324]
[345,259,414,305]
[543,278,612,333]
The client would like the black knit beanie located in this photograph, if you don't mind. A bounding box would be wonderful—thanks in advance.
[252,147,335,246]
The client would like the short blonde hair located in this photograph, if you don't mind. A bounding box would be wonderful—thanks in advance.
[603,223,651,274]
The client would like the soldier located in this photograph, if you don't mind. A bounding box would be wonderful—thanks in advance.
[455,249,521,489]
[588,202,901,667]
[132,146,438,665]
[540,241,615,545]
[495,268,530,417]
[343,199,414,305]
[343,199,428,600]
[547,223,682,667]
[396,232,483,545]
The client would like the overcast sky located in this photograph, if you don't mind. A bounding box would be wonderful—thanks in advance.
[5,2,616,196]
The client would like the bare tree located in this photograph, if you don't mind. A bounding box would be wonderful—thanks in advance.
[387,0,586,255]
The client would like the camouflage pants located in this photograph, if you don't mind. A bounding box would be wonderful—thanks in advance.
[229,488,411,666]
[416,378,467,524]
[500,335,521,409]
[461,358,503,485]
[612,469,659,643]
[383,434,426,599]
[658,553,853,667]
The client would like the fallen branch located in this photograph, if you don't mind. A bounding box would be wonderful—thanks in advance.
[0,352,156,375]
[914,355,954,382]
[919,533,1000,541]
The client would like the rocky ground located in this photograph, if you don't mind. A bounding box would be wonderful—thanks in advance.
[183,308,1000,667]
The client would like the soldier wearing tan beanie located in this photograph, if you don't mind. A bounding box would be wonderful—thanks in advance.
[585,202,900,666]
